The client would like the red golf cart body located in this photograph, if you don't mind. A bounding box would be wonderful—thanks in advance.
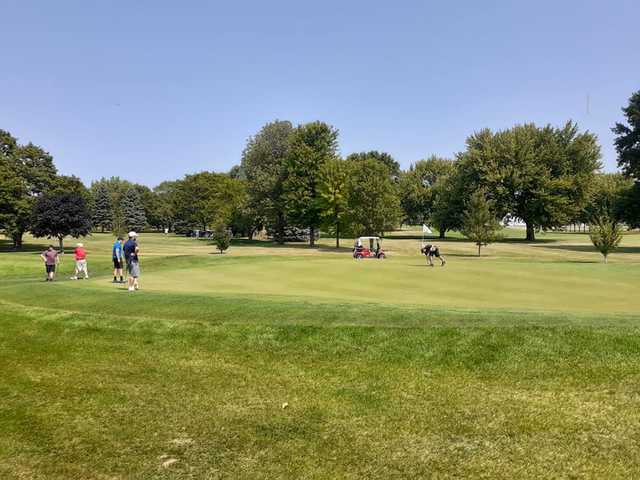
[353,236,385,259]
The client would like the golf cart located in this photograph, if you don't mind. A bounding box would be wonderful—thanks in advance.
[353,236,385,259]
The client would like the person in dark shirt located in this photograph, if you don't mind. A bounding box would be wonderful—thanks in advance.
[421,244,446,267]
[40,245,59,281]
[124,231,140,292]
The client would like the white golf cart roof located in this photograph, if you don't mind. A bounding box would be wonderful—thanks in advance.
[357,236,380,240]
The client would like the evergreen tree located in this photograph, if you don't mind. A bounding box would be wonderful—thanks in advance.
[461,191,502,256]
[613,90,640,227]
[121,188,147,232]
[92,183,113,232]
[613,90,640,180]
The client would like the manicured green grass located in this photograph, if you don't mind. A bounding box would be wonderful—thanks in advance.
[1,230,640,478]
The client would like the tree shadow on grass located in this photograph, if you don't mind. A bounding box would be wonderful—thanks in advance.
[0,238,51,254]
[386,234,556,244]
[536,244,640,255]
[230,238,353,254]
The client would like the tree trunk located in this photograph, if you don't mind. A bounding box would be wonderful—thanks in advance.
[11,232,23,250]
[335,223,340,249]
[439,228,446,239]
[478,243,481,256]
[309,226,315,247]
[58,236,64,252]
[604,254,608,264]
[526,223,536,241]
[275,213,285,244]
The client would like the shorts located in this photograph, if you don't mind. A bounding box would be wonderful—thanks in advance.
[127,260,140,278]
[45,264,56,274]
[429,251,441,258]
[75,259,87,272]
[113,257,123,269]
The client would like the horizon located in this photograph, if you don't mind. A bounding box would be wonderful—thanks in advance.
[2,1,638,187]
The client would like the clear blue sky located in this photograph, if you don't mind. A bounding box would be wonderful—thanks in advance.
[1,0,638,186]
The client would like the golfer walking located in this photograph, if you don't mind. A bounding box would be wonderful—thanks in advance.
[123,231,141,292]
[40,245,60,281]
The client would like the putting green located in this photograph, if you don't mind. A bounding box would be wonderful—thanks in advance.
[3,231,640,479]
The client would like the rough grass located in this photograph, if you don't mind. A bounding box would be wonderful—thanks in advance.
[1,230,640,479]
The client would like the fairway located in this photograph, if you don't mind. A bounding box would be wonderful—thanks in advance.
[2,230,640,479]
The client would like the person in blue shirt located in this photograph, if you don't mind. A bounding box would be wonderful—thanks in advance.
[112,237,124,283]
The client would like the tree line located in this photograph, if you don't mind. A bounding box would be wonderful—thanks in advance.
[1,91,639,249]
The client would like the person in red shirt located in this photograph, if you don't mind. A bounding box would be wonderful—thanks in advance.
[70,242,89,280]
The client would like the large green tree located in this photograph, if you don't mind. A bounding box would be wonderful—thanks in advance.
[319,158,349,248]
[0,132,57,247]
[345,151,400,179]
[581,173,633,224]
[399,156,455,225]
[31,192,92,251]
[152,181,178,232]
[458,122,601,240]
[173,172,246,232]
[0,131,28,247]
[241,120,293,242]
[430,165,467,239]
[345,155,402,236]
[284,121,339,246]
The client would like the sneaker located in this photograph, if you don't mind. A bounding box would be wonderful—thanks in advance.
[70,276,78,280]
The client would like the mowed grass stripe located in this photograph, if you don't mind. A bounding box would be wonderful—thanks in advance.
[2,303,640,478]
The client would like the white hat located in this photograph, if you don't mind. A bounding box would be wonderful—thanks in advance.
[128,231,137,237]
[76,243,83,247]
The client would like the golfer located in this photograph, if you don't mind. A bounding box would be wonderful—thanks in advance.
[421,244,446,267]
[40,245,59,281]
[70,243,89,280]
[123,231,140,292]
[112,236,124,283]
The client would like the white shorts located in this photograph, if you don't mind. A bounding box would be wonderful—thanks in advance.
[75,259,87,272]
